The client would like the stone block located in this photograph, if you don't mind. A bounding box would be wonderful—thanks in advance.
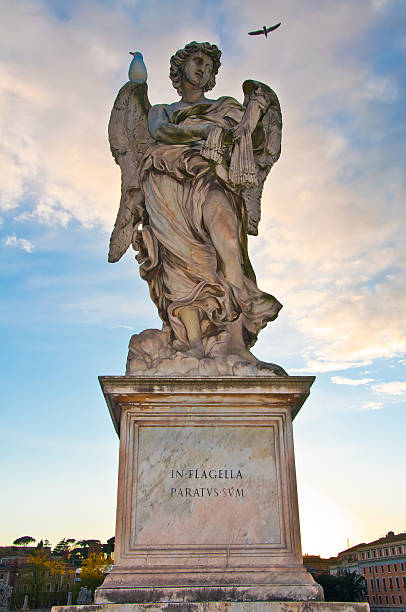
[94,376,323,604]
[52,601,370,612]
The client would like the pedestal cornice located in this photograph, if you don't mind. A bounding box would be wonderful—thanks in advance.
[99,376,315,436]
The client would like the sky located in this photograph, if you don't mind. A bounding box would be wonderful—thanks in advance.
[1,0,405,559]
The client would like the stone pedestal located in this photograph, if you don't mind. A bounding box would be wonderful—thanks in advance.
[54,603,369,612]
[95,376,323,604]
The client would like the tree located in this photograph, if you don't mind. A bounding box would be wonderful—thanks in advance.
[69,540,90,565]
[315,571,367,602]
[102,537,115,556]
[19,550,74,608]
[78,553,111,593]
[13,536,35,547]
[53,538,76,558]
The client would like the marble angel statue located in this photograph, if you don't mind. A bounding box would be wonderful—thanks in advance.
[108,41,286,376]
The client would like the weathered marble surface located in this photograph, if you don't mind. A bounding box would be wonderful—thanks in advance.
[134,425,280,546]
[95,376,322,604]
[53,601,370,612]
[108,42,284,373]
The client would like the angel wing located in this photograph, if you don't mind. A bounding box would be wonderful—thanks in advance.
[108,81,154,262]
[242,79,282,236]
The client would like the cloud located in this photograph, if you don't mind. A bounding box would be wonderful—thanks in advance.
[0,0,220,230]
[372,381,406,396]
[290,360,372,374]
[3,234,34,252]
[360,401,384,411]
[15,196,72,227]
[331,376,374,386]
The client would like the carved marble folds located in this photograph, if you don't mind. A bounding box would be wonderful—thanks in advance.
[108,42,284,373]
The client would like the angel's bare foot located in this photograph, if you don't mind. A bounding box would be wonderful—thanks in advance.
[187,339,205,359]
[257,361,288,376]
[229,344,258,364]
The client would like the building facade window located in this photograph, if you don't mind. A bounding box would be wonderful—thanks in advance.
[376,578,380,590]
[370,579,374,590]
[379,596,382,604]
[396,577,400,589]
[399,595,403,604]
[383,578,386,589]
[389,577,393,588]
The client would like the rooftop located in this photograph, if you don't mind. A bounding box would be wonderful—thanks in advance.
[337,532,406,557]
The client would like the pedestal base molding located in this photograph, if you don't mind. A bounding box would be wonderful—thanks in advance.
[52,602,370,612]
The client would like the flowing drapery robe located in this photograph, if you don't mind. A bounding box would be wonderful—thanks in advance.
[136,95,282,350]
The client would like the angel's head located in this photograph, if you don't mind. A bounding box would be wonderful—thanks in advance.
[170,42,221,95]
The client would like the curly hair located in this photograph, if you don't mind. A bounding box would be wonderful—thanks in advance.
[169,41,222,95]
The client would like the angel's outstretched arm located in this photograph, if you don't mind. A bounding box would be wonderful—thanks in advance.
[148,105,212,144]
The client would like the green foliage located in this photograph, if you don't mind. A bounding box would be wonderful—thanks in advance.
[102,537,115,555]
[68,539,102,565]
[79,552,111,593]
[18,550,74,608]
[53,538,76,558]
[315,570,367,602]
[13,536,35,547]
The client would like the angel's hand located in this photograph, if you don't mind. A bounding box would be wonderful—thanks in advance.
[229,121,249,143]
[249,88,268,113]
[222,121,249,145]
[222,127,234,146]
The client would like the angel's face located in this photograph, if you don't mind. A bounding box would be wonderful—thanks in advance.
[182,51,213,90]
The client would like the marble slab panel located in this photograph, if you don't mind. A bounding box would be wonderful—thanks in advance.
[133,425,280,547]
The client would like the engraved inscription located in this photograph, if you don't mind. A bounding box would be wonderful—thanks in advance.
[170,467,244,498]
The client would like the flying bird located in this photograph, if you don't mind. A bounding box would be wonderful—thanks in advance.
[248,23,281,38]
[128,51,147,83]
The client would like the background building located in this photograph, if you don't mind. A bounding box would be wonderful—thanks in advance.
[303,555,332,578]
[331,532,406,612]
[0,546,75,609]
